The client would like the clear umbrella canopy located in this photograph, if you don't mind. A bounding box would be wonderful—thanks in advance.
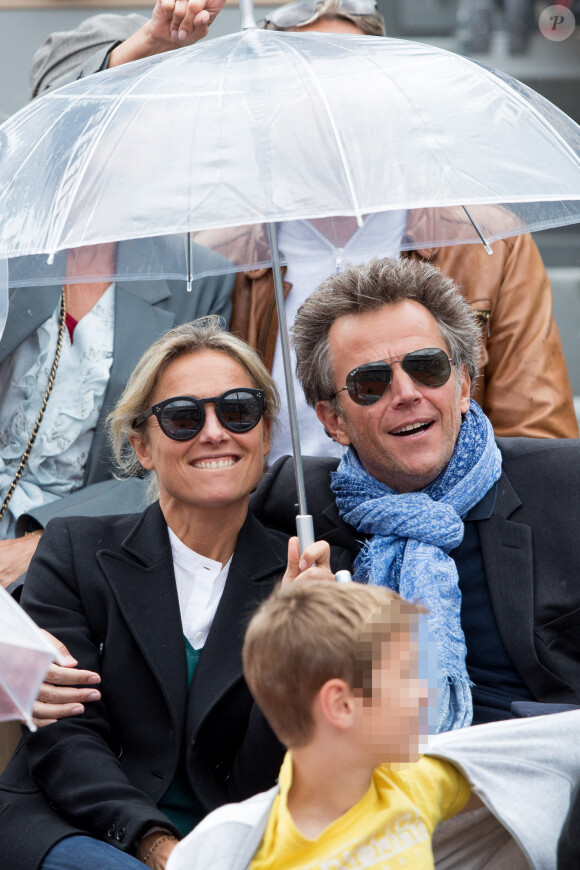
[0,28,580,289]
[0,585,64,731]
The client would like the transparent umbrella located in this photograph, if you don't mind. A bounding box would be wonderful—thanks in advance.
[2,30,580,265]
[1,12,580,546]
[0,584,65,731]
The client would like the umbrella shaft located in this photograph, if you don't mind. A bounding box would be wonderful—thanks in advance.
[267,222,311,525]
[239,0,258,29]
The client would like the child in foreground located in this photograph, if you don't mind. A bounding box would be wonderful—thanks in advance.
[168,581,483,870]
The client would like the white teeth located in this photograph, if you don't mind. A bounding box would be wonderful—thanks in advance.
[192,458,236,469]
[393,422,428,435]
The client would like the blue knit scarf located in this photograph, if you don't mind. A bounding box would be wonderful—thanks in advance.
[331,401,502,732]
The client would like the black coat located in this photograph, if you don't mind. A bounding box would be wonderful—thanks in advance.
[253,437,580,705]
[0,505,289,870]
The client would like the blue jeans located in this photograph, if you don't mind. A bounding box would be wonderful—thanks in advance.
[41,836,144,870]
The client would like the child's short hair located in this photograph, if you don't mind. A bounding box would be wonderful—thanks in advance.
[243,581,424,747]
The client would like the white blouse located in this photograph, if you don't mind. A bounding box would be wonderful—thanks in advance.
[168,526,232,649]
[0,285,115,539]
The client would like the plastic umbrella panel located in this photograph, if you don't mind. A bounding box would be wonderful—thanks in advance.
[0,29,579,267]
[0,585,64,730]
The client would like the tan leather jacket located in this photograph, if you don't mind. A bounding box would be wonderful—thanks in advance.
[202,219,578,439]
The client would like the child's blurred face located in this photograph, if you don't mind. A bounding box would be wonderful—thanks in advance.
[355,631,429,766]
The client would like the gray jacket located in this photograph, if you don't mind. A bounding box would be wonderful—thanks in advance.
[2,238,235,530]
[30,13,146,97]
[166,710,580,870]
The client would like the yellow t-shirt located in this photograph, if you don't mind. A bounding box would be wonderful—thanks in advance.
[249,753,471,870]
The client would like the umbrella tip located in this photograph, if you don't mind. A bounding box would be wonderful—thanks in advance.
[335,570,353,583]
[239,0,258,29]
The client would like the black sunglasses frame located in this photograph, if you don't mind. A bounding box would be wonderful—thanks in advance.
[134,389,266,440]
[336,348,454,406]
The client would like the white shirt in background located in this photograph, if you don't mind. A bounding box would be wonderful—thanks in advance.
[0,284,115,539]
[269,213,406,464]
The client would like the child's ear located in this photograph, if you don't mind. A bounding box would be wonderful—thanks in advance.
[317,679,355,731]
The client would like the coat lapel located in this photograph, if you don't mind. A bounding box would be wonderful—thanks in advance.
[0,286,61,363]
[318,501,365,559]
[185,514,287,739]
[97,503,188,726]
[478,471,566,698]
[84,281,175,485]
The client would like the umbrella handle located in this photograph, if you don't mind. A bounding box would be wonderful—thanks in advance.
[296,514,353,583]
[296,514,315,553]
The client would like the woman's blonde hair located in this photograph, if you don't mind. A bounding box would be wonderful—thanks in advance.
[107,316,279,482]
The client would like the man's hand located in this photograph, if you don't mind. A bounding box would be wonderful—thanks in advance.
[0,534,42,588]
[108,0,226,67]
[32,630,101,727]
[281,536,335,586]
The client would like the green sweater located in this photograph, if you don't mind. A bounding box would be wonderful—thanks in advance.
[158,638,206,836]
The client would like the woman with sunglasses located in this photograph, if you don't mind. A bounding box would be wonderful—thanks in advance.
[0,317,337,870]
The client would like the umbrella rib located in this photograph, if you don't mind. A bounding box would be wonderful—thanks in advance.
[466,59,580,172]
[189,32,247,234]
[309,34,473,207]
[277,37,364,224]
[322,35,580,204]
[0,100,79,255]
[462,207,493,254]
[0,677,28,723]
[44,55,188,256]
[439,53,580,194]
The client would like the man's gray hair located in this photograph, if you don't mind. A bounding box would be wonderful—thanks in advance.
[292,257,482,408]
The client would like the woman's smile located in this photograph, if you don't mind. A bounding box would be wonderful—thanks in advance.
[190,454,240,470]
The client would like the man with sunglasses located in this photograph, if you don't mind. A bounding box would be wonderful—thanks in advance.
[254,256,580,729]
[30,0,578,459]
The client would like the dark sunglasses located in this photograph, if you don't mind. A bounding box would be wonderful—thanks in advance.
[336,348,453,406]
[262,0,378,29]
[134,389,265,440]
